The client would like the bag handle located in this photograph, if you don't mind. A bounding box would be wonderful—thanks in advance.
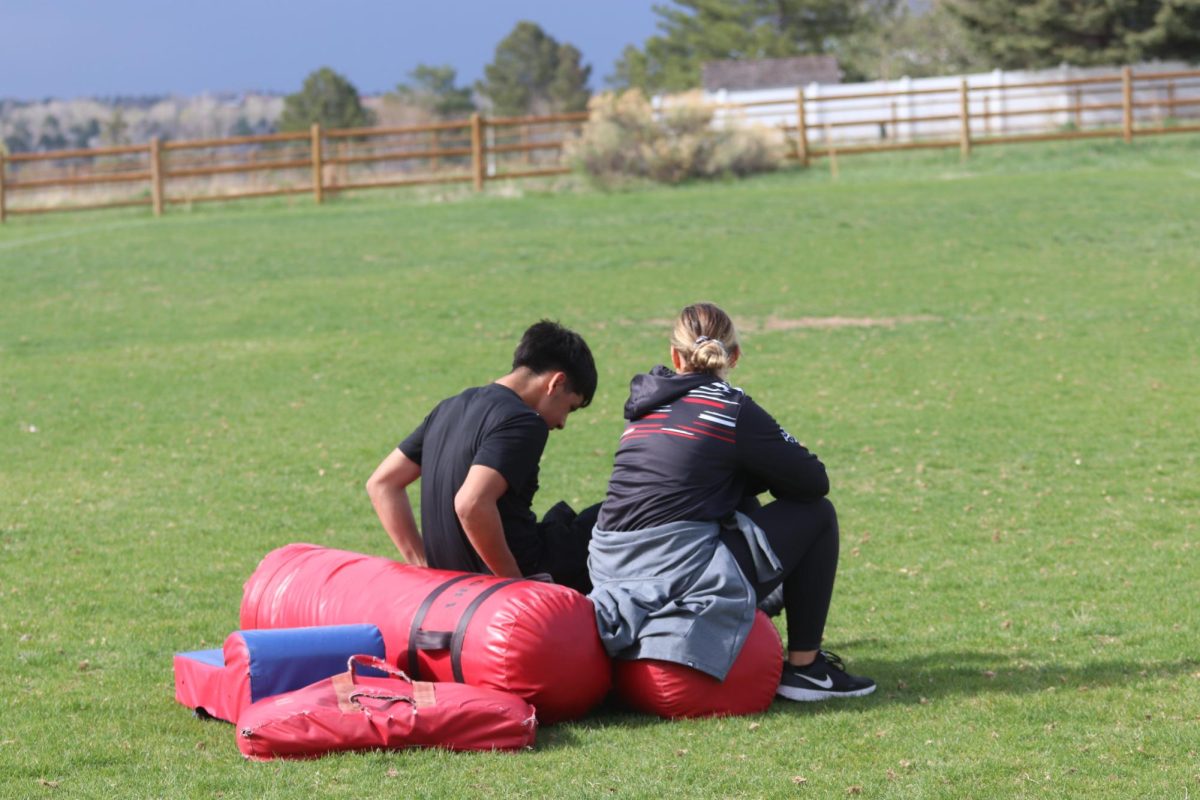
[334,654,438,711]
[346,653,410,681]
[334,655,407,711]
[404,574,520,682]
[344,689,415,710]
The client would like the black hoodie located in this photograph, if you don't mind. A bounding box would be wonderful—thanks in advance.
[596,366,830,532]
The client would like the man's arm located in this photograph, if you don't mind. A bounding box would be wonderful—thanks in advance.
[366,449,427,566]
[454,464,522,579]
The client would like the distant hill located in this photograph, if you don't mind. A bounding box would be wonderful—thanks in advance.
[1,93,285,154]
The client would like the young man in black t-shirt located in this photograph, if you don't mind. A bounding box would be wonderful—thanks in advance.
[366,321,599,592]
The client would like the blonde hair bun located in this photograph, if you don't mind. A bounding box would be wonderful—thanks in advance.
[671,303,740,378]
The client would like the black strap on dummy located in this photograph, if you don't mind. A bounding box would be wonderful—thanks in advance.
[405,574,475,680]
[449,579,519,683]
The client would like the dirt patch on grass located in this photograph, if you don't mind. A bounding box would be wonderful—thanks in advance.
[754,314,940,331]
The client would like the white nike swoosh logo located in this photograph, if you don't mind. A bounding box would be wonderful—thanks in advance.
[798,673,834,689]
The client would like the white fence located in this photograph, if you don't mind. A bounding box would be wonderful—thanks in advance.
[695,62,1200,149]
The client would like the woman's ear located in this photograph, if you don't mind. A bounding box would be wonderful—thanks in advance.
[670,347,684,372]
[729,347,740,370]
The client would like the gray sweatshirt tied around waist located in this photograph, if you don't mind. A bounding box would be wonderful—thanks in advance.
[587,511,782,680]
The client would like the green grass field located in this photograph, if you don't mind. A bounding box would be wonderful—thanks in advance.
[2,136,1198,798]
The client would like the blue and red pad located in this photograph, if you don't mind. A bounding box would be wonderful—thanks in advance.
[173,624,385,723]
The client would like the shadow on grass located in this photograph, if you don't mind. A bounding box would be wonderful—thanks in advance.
[534,693,664,750]
[167,647,1200,751]
[539,647,1200,737]
[769,642,1200,718]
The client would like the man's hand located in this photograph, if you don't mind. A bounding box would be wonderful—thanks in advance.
[366,449,427,566]
[454,465,523,579]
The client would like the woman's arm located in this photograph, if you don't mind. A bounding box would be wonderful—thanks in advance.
[736,398,830,500]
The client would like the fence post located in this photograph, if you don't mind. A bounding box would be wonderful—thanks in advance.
[1059,63,1072,130]
[993,69,1006,135]
[1122,66,1134,143]
[485,121,496,178]
[310,123,324,204]
[959,78,972,160]
[795,87,809,166]
[149,137,164,217]
[470,113,485,191]
[825,122,838,180]
[0,151,7,224]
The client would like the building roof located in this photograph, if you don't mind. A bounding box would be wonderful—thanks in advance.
[702,56,842,92]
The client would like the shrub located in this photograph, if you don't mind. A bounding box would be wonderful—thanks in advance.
[567,90,782,188]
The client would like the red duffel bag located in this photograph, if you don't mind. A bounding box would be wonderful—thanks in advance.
[613,611,783,719]
[240,544,611,724]
[236,655,536,760]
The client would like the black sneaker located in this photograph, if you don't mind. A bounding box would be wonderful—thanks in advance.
[776,650,876,701]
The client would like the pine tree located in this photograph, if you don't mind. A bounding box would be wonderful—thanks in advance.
[279,67,374,132]
[609,0,879,93]
[478,22,592,115]
[946,0,1200,68]
[839,1,982,80]
[549,44,593,112]
[392,65,475,119]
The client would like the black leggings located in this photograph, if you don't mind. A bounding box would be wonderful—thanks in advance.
[719,496,840,652]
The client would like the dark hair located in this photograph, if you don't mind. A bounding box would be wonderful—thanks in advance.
[512,320,597,406]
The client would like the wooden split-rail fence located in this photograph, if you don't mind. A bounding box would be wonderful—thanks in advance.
[3,65,1199,222]
[0,111,587,222]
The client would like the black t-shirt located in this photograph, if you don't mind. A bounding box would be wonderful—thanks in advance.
[399,383,548,574]
[597,367,829,531]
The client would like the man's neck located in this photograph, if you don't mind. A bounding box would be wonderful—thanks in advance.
[495,368,544,410]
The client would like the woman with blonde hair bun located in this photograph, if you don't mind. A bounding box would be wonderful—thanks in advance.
[588,302,874,701]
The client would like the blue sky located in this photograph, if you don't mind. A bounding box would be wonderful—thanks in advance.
[1,1,663,100]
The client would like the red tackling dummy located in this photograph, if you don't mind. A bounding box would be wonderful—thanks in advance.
[239,544,611,723]
[612,611,783,718]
